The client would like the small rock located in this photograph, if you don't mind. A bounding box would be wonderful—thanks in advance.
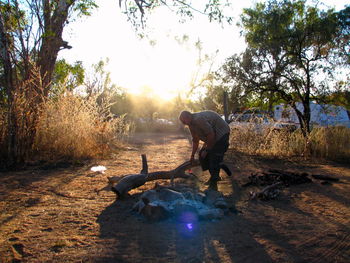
[183,191,195,200]
[156,188,185,202]
[194,192,206,202]
[140,203,169,221]
[203,189,223,206]
[214,197,228,209]
[198,208,224,220]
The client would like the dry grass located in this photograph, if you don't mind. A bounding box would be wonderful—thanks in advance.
[0,63,130,165]
[0,66,45,165]
[230,125,350,160]
[309,126,350,158]
[33,94,131,161]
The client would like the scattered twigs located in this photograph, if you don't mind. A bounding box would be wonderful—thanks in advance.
[244,169,314,200]
[245,169,312,188]
[244,168,341,201]
[250,182,282,200]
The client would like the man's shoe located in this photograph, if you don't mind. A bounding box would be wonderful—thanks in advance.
[204,177,221,185]
[220,163,232,176]
[207,181,218,191]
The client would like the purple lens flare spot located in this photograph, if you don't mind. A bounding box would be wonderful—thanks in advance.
[186,223,193,230]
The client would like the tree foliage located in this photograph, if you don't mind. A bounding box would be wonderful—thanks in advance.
[120,0,232,32]
[218,0,350,138]
[51,59,85,95]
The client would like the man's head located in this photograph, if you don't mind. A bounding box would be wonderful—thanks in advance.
[179,110,192,125]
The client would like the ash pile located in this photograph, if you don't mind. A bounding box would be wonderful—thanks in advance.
[132,183,235,222]
[243,169,339,201]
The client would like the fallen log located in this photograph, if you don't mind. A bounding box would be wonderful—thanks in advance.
[111,154,200,198]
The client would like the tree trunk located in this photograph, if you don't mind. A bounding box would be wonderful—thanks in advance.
[37,0,74,96]
[1,13,17,165]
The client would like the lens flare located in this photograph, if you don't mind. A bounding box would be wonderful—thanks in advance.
[186,223,193,230]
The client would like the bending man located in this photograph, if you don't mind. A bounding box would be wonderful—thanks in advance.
[179,110,231,190]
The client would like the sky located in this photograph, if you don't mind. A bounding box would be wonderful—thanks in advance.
[60,0,349,100]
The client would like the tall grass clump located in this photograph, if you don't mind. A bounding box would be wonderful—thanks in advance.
[230,125,350,160]
[34,94,131,161]
[0,66,46,166]
[309,126,350,159]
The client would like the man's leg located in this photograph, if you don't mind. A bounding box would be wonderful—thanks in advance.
[203,153,224,190]
[206,133,230,189]
[199,148,210,171]
[208,153,224,182]
[220,162,232,176]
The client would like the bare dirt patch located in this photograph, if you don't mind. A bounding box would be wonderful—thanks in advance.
[0,132,349,262]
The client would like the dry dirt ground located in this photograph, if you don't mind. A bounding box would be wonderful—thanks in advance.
[0,132,349,263]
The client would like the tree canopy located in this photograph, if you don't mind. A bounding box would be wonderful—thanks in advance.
[218,0,350,137]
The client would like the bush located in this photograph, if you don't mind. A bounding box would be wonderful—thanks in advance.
[309,126,350,159]
[229,125,350,160]
[33,94,131,161]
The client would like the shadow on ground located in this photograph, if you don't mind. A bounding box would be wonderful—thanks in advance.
[96,194,274,263]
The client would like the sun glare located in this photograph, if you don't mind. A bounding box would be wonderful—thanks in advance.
[111,35,197,101]
[113,58,194,101]
[141,47,195,101]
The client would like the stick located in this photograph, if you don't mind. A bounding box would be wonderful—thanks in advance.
[111,155,200,198]
[140,154,148,174]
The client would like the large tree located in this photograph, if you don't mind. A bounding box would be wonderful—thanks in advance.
[0,0,97,165]
[218,0,350,139]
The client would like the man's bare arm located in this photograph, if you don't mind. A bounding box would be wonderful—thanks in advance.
[191,137,199,159]
[189,127,200,162]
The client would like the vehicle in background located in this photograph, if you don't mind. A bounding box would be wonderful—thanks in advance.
[154,118,175,125]
[274,102,350,128]
[229,110,297,132]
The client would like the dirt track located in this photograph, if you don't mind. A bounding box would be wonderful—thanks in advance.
[0,132,349,263]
